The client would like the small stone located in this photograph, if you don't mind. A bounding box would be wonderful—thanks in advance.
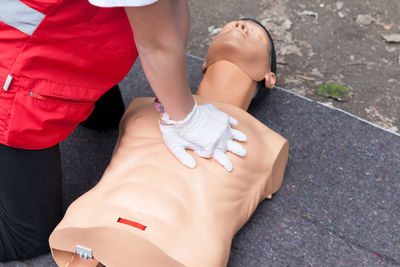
[320,3,325,7]
[383,33,400,43]
[207,26,221,36]
[311,68,323,77]
[356,14,374,26]
[296,10,318,19]
[338,11,346,18]
[385,46,397,53]
[281,19,293,31]
[336,1,344,10]
[318,101,335,108]
[375,21,393,30]
[350,55,355,60]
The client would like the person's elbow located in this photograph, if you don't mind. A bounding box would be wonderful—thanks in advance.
[135,35,185,58]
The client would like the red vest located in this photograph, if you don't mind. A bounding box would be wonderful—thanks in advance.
[0,0,138,149]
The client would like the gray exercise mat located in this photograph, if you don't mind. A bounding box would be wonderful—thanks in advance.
[2,55,399,266]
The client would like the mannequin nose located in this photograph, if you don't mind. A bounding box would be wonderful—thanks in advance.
[234,21,247,33]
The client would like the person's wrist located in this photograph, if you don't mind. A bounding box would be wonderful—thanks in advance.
[168,96,196,122]
[160,99,197,126]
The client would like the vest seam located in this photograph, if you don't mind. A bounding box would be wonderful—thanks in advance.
[4,85,19,146]
[7,0,65,79]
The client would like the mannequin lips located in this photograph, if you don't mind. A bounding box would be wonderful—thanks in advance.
[217,29,246,41]
[229,29,247,39]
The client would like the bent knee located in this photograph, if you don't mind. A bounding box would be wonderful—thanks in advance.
[0,216,51,261]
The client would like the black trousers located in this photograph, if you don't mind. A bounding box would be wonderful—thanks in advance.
[0,85,124,262]
[0,143,63,261]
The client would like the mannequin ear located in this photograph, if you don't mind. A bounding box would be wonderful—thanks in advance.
[264,72,276,89]
[202,61,207,73]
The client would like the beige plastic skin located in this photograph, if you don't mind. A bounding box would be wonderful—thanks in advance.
[49,20,288,267]
[197,60,256,110]
[202,20,276,88]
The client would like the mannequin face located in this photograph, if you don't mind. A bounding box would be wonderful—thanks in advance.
[204,20,276,88]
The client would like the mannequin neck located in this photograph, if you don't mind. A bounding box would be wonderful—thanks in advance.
[196,60,257,110]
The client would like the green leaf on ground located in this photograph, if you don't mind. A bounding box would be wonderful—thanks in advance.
[317,83,350,101]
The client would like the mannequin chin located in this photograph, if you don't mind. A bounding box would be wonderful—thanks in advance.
[49,19,287,267]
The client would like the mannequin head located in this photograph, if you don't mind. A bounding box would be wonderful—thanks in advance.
[202,19,277,89]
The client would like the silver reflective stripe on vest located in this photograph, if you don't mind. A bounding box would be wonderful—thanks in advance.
[0,0,45,35]
[3,74,13,91]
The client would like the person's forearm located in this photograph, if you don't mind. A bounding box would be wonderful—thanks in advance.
[138,41,194,120]
[171,0,190,47]
[124,1,194,121]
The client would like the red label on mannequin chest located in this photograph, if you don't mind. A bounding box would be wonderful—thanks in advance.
[117,217,147,231]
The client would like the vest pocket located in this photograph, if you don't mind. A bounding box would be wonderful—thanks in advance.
[29,92,94,104]
[7,90,95,149]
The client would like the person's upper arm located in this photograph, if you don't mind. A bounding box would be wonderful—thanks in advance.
[89,0,158,8]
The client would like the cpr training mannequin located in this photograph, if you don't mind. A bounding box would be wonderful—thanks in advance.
[49,19,288,267]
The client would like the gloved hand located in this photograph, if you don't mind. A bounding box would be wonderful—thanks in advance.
[159,101,247,171]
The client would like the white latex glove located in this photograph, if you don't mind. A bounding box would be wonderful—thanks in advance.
[159,101,247,171]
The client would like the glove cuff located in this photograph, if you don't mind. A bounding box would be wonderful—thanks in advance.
[160,99,198,125]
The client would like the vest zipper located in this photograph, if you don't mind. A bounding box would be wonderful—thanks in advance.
[29,92,93,103]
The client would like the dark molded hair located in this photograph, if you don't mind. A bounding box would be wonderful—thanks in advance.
[240,18,276,74]
[241,18,277,90]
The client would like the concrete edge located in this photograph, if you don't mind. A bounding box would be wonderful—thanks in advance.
[185,54,400,138]
[274,86,400,137]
